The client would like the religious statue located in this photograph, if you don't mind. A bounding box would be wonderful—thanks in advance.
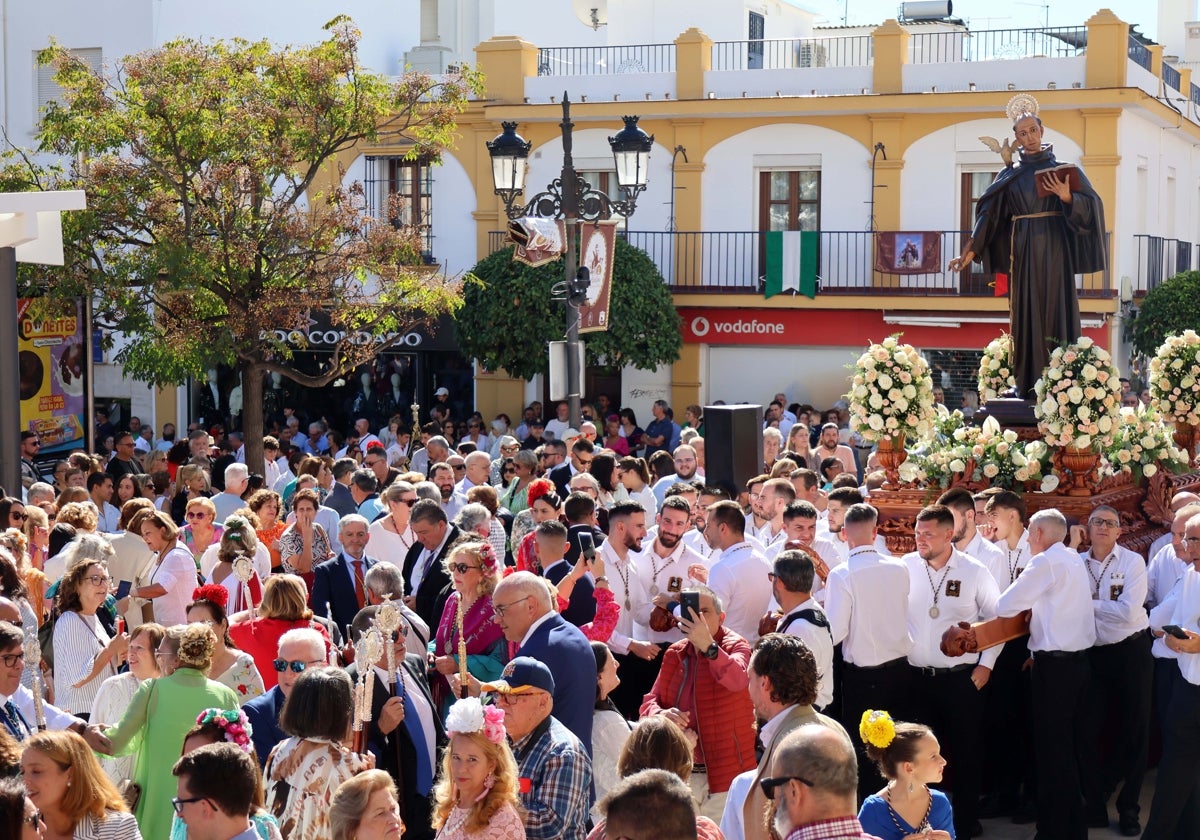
[949,95,1107,398]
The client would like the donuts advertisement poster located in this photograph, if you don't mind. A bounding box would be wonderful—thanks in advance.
[18,298,87,454]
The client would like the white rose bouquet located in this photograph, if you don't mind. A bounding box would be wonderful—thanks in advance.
[846,336,937,444]
[1032,337,1122,450]
[977,333,1016,404]
[1102,403,1190,481]
[1149,330,1200,425]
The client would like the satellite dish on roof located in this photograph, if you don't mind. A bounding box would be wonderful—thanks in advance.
[572,0,608,30]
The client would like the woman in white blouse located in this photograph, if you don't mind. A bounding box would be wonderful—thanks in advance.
[89,622,164,784]
[131,511,198,627]
[52,559,129,718]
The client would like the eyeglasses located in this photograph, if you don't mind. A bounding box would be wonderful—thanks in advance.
[449,563,481,574]
[399,498,418,507]
[24,810,43,828]
[1,651,25,668]
[185,511,210,519]
[10,512,25,522]
[28,440,41,447]
[767,572,777,582]
[759,775,814,800]
[171,797,206,815]
[85,574,114,587]
[452,464,467,472]
[1089,518,1121,529]
[493,594,533,617]
[273,659,316,673]
[577,458,593,467]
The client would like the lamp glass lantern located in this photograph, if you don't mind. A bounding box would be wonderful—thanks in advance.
[608,115,654,192]
[486,121,531,202]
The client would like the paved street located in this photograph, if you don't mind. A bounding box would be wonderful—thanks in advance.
[977,770,1156,839]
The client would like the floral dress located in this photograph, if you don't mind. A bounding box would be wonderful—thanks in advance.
[264,737,369,840]
[213,650,266,703]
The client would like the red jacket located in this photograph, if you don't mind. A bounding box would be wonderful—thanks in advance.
[640,625,757,792]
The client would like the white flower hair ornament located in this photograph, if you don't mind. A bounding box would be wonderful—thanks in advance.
[446,696,507,745]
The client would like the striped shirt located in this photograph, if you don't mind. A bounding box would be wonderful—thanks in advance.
[53,611,115,716]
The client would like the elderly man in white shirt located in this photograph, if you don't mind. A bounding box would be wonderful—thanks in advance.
[996,508,1095,840]
[1077,505,1153,835]
[768,548,834,712]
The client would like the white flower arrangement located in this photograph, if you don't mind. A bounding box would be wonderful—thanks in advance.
[907,414,1052,491]
[846,336,937,444]
[1102,403,1191,481]
[1149,330,1200,425]
[977,333,1016,404]
[1032,337,1122,450]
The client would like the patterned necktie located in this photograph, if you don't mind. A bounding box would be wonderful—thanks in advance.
[1,700,30,741]
[352,559,366,609]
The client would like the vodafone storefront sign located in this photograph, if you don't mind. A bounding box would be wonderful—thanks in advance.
[688,314,784,339]
[681,308,793,345]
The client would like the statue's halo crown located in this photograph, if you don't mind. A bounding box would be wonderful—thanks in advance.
[1006,93,1040,124]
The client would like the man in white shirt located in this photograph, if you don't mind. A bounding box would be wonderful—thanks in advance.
[775,501,839,603]
[750,478,791,554]
[455,451,491,495]
[769,548,834,711]
[1078,505,1152,836]
[822,502,911,801]
[819,487,889,563]
[544,401,573,441]
[978,488,1036,821]
[600,500,660,719]
[996,508,1095,840]
[1146,505,1198,611]
[1143,511,1200,839]
[902,504,1000,839]
[698,501,773,644]
[211,463,249,524]
[634,496,707,705]
[1146,490,1200,560]
[938,487,1007,578]
[651,444,700,509]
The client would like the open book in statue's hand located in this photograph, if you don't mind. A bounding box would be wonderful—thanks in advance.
[1035,163,1082,198]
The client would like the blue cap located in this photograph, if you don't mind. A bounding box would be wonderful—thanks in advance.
[481,656,555,695]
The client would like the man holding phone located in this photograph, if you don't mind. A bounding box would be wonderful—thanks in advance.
[640,586,756,822]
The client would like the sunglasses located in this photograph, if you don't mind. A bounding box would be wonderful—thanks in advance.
[400,498,418,507]
[10,512,26,522]
[27,441,40,448]
[185,511,210,519]
[452,464,467,472]
[449,563,481,574]
[273,659,316,673]
[759,775,814,800]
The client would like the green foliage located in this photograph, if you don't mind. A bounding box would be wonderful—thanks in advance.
[1132,271,1200,357]
[0,19,483,387]
[455,238,682,380]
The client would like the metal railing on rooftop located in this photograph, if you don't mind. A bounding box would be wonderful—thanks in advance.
[710,36,873,70]
[1164,63,1182,91]
[1134,234,1198,294]
[1129,36,1152,71]
[908,26,1086,64]
[488,229,1114,297]
[536,44,676,76]
[1191,82,1200,108]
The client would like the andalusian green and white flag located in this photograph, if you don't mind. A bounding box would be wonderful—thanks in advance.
[764,230,818,299]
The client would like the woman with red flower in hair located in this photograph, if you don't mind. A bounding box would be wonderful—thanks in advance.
[511,478,561,575]
[187,584,266,702]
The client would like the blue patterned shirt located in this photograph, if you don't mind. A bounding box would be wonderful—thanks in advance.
[513,715,593,840]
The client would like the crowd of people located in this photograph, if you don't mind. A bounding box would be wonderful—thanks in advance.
[1,391,1197,840]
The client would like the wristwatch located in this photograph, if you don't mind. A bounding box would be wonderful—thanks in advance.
[703,642,719,660]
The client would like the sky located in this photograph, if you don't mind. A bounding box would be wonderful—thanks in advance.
[804,0,1165,41]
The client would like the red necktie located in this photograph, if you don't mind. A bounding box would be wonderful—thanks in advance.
[353,560,366,609]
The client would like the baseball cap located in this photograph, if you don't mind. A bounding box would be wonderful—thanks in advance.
[434,387,449,397]
[481,656,555,696]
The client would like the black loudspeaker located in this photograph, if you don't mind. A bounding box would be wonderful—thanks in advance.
[703,405,763,499]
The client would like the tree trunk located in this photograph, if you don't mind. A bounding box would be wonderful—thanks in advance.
[241,362,266,481]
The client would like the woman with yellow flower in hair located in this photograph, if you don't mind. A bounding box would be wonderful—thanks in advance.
[856,710,955,839]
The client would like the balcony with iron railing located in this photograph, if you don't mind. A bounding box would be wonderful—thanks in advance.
[1134,234,1199,295]
[488,229,1115,299]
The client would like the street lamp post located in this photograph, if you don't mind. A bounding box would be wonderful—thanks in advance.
[487,92,652,427]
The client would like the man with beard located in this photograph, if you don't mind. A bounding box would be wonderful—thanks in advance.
[766,726,875,840]
[901,504,1000,839]
[778,501,839,598]
[598,500,659,718]
[814,423,856,479]
[752,478,794,554]
[820,486,888,564]
[429,461,467,520]
[652,445,699,508]
[627,496,707,712]
[700,501,773,644]
[938,487,1006,579]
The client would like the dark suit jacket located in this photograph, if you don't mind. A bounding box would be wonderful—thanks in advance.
[311,552,379,634]
[325,483,358,518]
[548,462,574,498]
[347,654,445,840]
[244,685,287,766]
[401,525,460,630]
[544,558,596,628]
[517,612,595,752]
